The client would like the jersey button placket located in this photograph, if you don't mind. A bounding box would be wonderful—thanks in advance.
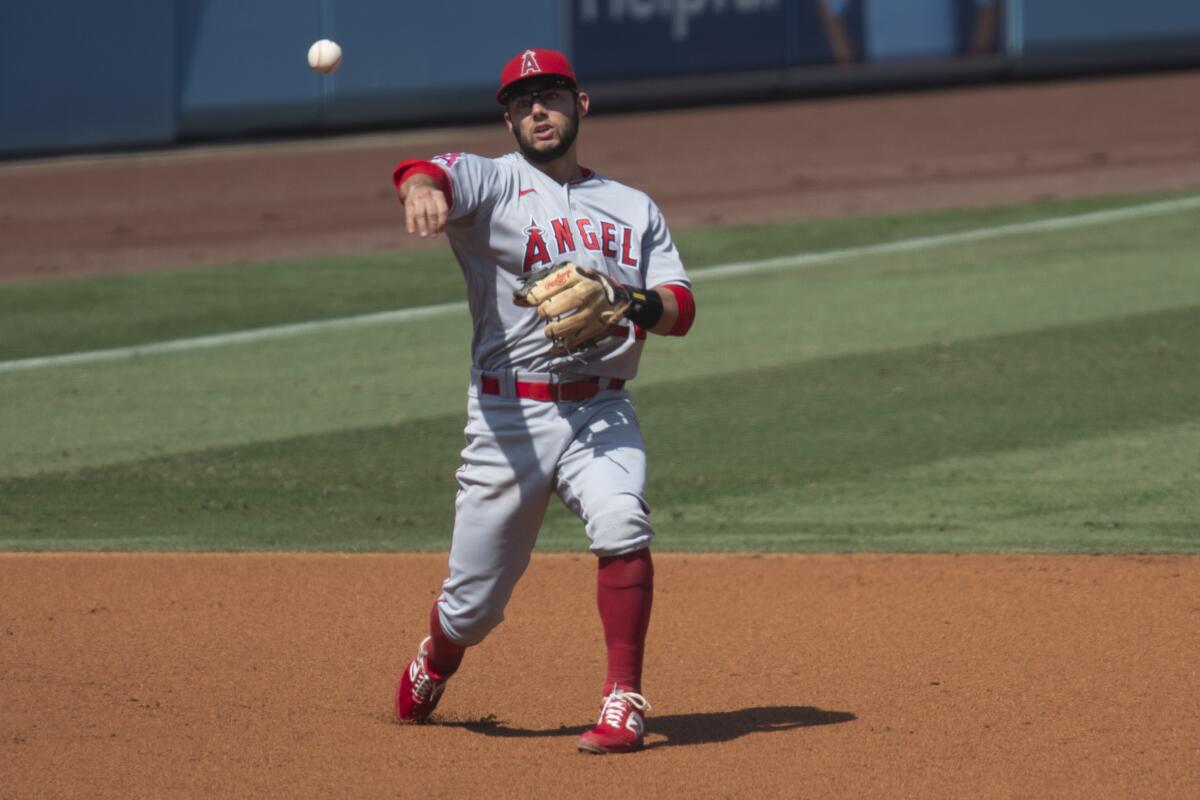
[563,182,581,265]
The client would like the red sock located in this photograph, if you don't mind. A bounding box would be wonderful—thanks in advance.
[425,601,466,677]
[596,549,654,694]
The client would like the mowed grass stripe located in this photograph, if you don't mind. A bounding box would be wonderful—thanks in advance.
[694,192,1200,279]
[3,304,1197,551]
[3,201,1198,480]
[2,192,1197,372]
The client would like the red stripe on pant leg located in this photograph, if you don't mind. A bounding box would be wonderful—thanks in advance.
[596,549,654,694]
[426,600,466,678]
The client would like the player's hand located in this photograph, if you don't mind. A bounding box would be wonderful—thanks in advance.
[402,180,449,238]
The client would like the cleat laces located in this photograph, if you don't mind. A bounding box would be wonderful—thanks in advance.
[599,689,650,728]
[409,640,445,704]
[411,666,440,702]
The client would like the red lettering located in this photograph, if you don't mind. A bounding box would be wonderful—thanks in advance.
[551,218,575,254]
[620,226,639,268]
[600,222,618,258]
[522,220,551,271]
[576,218,600,251]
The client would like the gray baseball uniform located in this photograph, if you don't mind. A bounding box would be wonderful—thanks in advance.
[396,150,691,646]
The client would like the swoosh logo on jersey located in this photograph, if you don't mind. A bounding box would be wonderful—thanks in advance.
[519,188,536,197]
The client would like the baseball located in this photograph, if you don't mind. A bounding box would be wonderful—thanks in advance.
[307,39,342,74]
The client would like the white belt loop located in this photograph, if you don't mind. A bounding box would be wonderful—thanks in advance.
[501,369,518,399]
[471,367,517,399]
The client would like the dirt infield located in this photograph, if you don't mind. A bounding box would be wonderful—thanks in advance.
[3,71,1200,797]
[2,554,1197,799]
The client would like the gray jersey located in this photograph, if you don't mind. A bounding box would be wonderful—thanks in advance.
[431,151,691,380]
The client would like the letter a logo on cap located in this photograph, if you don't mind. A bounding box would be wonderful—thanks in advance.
[519,49,542,77]
[497,48,576,104]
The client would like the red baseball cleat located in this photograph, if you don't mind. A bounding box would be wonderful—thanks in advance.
[577,687,651,754]
[394,637,450,722]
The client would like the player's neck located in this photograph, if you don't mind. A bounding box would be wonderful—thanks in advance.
[530,150,582,185]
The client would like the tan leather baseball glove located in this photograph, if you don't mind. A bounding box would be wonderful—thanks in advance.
[513,261,633,356]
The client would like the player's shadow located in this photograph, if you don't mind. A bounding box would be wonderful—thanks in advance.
[446,705,855,749]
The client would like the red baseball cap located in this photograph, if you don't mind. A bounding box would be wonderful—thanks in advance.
[497,48,578,104]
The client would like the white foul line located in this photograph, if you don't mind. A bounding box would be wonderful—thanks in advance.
[2,194,1198,374]
[0,302,467,372]
[694,194,1200,279]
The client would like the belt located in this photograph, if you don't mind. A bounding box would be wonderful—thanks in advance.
[479,375,625,402]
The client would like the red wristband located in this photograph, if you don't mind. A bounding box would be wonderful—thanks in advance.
[392,160,453,208]
[663,284,695,336]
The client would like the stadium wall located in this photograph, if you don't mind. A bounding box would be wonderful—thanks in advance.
[2,0,1199,158]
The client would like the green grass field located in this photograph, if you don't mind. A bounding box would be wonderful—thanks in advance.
[2,192,1198,552]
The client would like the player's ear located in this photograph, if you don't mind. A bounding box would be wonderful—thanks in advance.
[503,110,513,132]
[577,91,590,118]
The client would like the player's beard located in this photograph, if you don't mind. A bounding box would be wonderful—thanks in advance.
[514,107,581,165]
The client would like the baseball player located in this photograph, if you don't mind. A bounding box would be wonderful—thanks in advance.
[390,48,695,755]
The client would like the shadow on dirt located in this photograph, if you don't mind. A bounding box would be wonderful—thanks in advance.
[445,705,856,748]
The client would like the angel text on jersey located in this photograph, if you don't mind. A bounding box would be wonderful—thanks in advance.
[522,217,639,272]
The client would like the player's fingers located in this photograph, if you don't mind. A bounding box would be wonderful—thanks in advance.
[414,199,433,238]
[404,187,438,237]
[432,194,449,234]
[405,198,418,234]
